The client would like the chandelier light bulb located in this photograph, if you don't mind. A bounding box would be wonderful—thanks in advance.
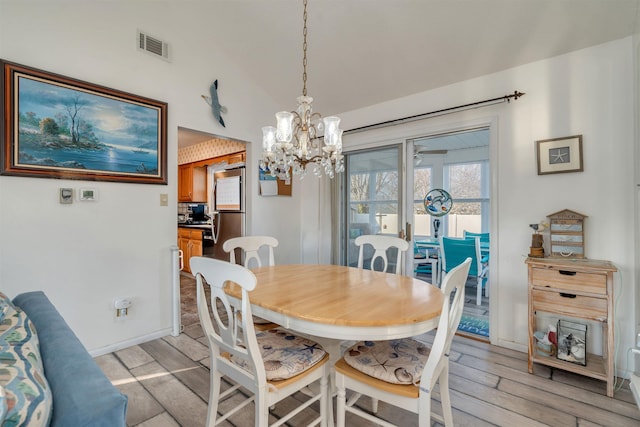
[275,111,294,143]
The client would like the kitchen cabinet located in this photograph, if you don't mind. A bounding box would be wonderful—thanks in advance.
[178,228,203,273]
[526,257,617,397]
[226,152,245,165]
[178,164,207,202]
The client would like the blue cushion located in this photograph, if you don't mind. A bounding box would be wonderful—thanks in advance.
[13,291,128,427]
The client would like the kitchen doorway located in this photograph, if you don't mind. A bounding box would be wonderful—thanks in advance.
[176,126,248,334]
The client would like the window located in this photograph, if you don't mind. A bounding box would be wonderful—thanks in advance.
[445,160,490,236]
[412,127,490,239]
[344,146,402,268]
[413,166,432,236]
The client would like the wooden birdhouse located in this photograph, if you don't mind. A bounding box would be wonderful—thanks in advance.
[547,209,587,258]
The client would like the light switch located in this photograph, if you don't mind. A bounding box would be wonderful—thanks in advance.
[160,193,168,206]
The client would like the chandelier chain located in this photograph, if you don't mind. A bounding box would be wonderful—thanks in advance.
[260,0,344,179]
[302,0,308,97]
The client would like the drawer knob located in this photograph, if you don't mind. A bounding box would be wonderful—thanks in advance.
[559,270,577,276]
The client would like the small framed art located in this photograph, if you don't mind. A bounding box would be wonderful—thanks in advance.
[536,135,583,175]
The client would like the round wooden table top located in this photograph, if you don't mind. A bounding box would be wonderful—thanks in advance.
[226,264,444,337]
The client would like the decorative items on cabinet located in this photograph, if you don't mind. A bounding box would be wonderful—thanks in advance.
[528,222,547,258]
[547,209,586,258]
[556,319,587,366]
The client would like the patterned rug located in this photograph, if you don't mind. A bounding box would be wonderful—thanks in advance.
[457,314,489,337]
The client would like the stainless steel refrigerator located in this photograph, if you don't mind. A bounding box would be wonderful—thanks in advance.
[211,166,245,261]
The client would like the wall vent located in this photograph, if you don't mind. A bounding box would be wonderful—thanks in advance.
[137,30,170,62]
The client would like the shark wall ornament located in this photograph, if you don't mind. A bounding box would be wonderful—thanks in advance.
[201,80,227,127]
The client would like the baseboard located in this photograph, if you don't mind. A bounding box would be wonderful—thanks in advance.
[89,328,173,357]
[495,338,527,353]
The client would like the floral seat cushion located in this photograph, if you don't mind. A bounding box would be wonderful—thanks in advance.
[232,328,326,381]
[343,338,431,385]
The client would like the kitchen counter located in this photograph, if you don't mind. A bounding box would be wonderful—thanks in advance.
[178,223,212,230]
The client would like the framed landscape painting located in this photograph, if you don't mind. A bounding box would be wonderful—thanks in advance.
[1,60,167,184]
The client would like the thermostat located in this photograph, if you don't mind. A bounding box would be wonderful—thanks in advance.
[59,188,73,204]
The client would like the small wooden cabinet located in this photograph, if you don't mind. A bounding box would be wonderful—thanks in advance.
[178,228,203,273]
[178,164,207,202]
[526,257,617,397]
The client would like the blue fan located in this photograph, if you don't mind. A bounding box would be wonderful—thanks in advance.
[423,189,453,217]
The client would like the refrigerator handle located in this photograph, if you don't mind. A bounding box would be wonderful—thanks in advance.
[212,211,221,243]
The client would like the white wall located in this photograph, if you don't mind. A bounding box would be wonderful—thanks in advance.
[0,1,302,354]
[333,38,637,374]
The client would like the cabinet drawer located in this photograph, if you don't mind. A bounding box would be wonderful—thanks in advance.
[532,289,607,321]
[531,266,606,295]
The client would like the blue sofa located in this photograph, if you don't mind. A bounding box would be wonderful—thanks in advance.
[11,291,128,427]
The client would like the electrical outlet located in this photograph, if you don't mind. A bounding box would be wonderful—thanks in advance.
[115,298,132,317]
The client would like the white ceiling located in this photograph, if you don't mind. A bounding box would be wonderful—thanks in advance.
[180,0,640,147]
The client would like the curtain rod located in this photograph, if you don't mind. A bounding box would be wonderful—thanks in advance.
[344,90,525,135]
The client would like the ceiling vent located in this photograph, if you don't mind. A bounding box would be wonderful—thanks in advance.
[137,30,170,62]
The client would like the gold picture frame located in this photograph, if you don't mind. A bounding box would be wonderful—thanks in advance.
[536,135,583,175]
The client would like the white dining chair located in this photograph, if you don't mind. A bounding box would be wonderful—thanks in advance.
[223,235,280,329]
[190,256,331,427]
[222,235,278,268]
[354,233,411,413]
[355,234,409,275]
[334,258,471,427]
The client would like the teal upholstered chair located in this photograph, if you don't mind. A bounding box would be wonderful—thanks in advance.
[462,230,489,244]
[440,236,488,305]
[462,230,490,264]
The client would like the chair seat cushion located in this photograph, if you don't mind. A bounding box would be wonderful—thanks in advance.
[343,338,430,385]
[233,328,326,381]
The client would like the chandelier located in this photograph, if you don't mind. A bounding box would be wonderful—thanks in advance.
[260,0,344,179]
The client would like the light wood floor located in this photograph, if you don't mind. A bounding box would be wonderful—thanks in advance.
[96,295,640,426]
